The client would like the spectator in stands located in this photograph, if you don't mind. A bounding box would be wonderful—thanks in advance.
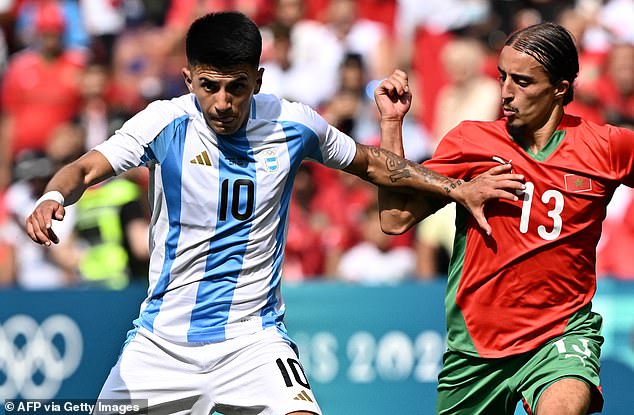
[396,0,491,130]
[76,61,129,151]
[321,53,372,137]
[284,163,330,279]
[262,0,341,107]
[284,163,359,280]
[78,0,126,66]
[596,43,634,125]
[259,21,318,106]
[355,0,398,36]
[14,0,89,51]
[323,0,395,82]
[414,204,455,280]
[0,150,77,289]
[46,122,86,171]
[325,51,432,163]
[73,173,150,289]
[0,0,85,190]
[597,0,634,46]
[336,202,415,284]
[0,120,96,289]
[556,6,606,125]
[107,16,169,114]
[432,36,500,147]
[597,172,634,280]
[49,120,150,289]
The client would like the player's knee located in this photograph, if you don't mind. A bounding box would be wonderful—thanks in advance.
[534,378,591,415]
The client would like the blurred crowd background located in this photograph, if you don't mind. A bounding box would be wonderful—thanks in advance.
[0,0,633,290]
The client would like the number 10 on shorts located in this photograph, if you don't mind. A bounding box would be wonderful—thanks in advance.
[276,358,311,389]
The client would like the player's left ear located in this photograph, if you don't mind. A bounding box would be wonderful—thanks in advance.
[182,67,194,93]
[254,68,264,94]
[554,79,569,100]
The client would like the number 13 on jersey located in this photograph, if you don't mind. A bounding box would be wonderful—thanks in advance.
[517,182,564,241]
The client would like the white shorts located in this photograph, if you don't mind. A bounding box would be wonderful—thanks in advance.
[97,326,321,415]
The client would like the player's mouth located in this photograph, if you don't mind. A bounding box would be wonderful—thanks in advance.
[503,107,517,118]
[214,115,235,124]
[206,115,240,134]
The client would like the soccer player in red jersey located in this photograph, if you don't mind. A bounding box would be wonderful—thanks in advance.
[376,22,634,414]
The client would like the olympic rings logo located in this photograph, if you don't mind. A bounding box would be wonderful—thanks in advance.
[0,314,83,399]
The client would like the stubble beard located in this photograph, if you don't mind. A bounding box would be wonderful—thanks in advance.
[505,120,527,140]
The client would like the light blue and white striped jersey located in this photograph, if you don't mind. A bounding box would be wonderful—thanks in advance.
[94,93,357,343]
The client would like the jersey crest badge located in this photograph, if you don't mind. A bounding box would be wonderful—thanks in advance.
[262,149,279,172]
[564,174,592,192]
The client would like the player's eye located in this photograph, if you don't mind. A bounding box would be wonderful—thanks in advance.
[200,81,218,92]
[512,76,530,87]
[228,83,248,95]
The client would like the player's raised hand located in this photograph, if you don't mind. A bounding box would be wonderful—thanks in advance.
[451,164,525,236]
[374,69,412,122]
[25,199,65,246]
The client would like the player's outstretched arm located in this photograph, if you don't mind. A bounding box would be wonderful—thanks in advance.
[26,150,115,246]
[347,69,525,236]
[344,146,524,235]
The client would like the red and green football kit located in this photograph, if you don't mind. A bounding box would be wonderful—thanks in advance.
[423,114,634,359]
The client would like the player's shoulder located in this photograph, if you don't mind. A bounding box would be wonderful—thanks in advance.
[118,94,196,136]
[456,118,505,131]
[560,113,631,143]
[447,118,507,140]
[582,117,634,138]
[252,93,320,124]
[143,93,197,119]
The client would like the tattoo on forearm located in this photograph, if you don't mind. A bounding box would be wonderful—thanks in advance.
[371,147,411,182]
[386,157,411,183]
[443,180,463,194]
[370,146,464,192]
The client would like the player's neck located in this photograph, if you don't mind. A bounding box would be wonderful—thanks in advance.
[518,107,564,153]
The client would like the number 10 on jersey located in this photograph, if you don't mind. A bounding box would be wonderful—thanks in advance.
[218,178,255,221]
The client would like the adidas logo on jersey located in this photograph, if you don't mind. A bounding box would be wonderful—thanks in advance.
[190,151,212,166]
[293,390,313,402]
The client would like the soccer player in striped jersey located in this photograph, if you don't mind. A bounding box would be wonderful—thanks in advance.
[378,22,634,415]
[25,11,524,415]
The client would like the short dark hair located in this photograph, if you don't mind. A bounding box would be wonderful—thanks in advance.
[505,22,579,105]
[185,11,262,69]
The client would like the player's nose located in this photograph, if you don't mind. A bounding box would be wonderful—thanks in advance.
[214,89,233,112]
